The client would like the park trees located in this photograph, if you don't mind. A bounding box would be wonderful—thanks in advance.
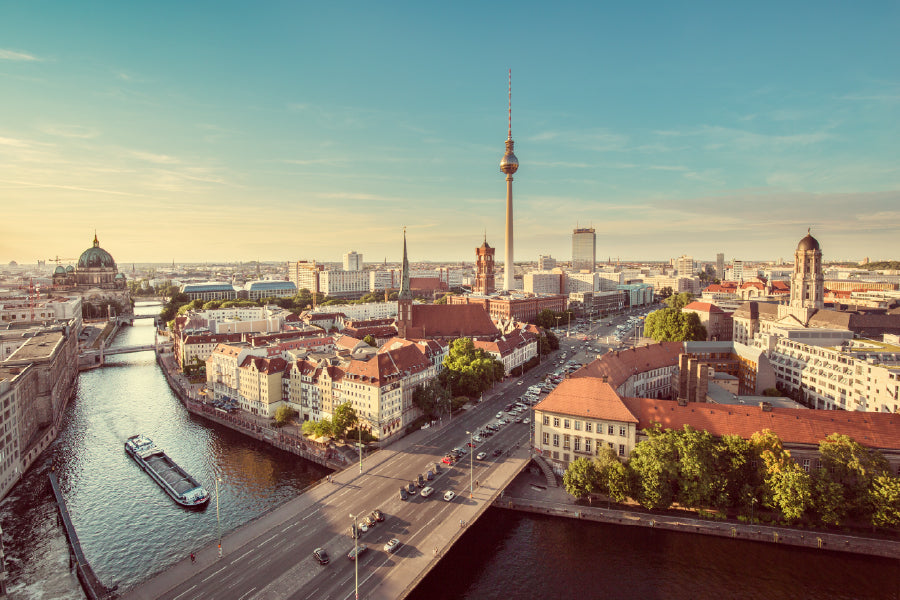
[628,424,680,510]
[332,402,359,440]
[412,379,452,419]
[442,338,504,398]
[817,433,890,522]
[563,457,599,500]
[274,405,296,427]
[663,292,695,310]
[643,308,707,342]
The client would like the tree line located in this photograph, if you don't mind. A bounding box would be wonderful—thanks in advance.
[563,425,900,530]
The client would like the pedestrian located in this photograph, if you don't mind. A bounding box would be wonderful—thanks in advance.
[190,552,195,564]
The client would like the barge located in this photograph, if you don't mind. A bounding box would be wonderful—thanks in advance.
[125,434,210,508]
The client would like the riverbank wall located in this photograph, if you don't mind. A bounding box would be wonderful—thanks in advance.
[156,352,347,471]
[494,478,900,560]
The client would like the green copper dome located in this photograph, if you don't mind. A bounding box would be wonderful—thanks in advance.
[77,233,117,270]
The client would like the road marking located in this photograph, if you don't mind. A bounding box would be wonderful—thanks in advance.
[257,534,278,548]
[171,585,196,600]
[281,522,298,532]
[237,588,257,600]
[201,566,227,582]
[302,508,320,520]
[231,550,253,564]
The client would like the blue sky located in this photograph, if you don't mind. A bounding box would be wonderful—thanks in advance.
[2,2,898,265]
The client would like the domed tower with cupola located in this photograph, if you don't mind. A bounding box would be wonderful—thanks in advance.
[75,232,124,289]
[790,229,824,311]
[51,232,131,319]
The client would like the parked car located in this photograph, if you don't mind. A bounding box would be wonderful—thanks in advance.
[358,522,369,533]
[426,470,434,481]
[420,486,435,498]
[493,448,502,457]
[349,525,360,539]
[347,544,368,561]
[372,509,384,522]
[363,515,375,527]
[407,482,417,495]
[442,456,454,465]
[416,474,425,487]
[476,451,487,460]
[313,547,330,565]
[384,538,401,554]
[495,412,503,419]
[443,490,456,502]
[399,487,409,501]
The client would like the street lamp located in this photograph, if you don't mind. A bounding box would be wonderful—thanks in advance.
[215,477,223,558]
[349,513,360,599]
[466,430,473,498]
[358,421,363,474]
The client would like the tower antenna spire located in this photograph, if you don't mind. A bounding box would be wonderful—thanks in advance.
[507,68,512,140]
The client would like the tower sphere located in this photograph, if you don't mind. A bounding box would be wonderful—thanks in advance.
[500,141,518,175]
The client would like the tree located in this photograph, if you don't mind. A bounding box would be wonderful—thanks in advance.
[643,308,707,342]
[592,446,621,497]
[563,457,599,500]
[363,335,377,347]
[628,424,680,510]
[664,292,694,309]
[818,433,890,521]
[658,286,673,300]
[434,293,451,305]
[302,418,334,438]
[870,475,900,528]
[673,426,724,509]
[606,461,632,504]
[443,338,504,398]
[717,434,759,511]
[769,462,813,523]
[332,402,359,440]
[412,379,451,419]
[544,329,560,350]
[274,405,296,427]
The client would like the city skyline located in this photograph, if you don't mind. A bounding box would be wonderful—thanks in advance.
[2,3,899,264]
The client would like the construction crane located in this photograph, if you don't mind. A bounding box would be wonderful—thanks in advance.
[48,256,76,266]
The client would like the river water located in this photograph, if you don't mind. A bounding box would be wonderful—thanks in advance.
[1,303,898,599]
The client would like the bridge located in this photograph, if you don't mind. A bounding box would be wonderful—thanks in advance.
[104,344,157,356]
[120,367,556,600]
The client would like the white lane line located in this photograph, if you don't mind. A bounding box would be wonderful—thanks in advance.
[281,522,298,532]
[201,566,227,582]
[257,534,278,548]
[171,584,196,600]
[302,508,320,520]
[237,588,257,600]
[231,550,253,564]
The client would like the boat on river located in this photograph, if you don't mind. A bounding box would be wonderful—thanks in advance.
[125,434,210,508]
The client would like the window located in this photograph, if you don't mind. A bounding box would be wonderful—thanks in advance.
[563,435,570,449]
[553,417,560,427]
[619,426,626,437]
[585,422,592,433]
[543,415,550,426]
[608,442,614,449]
[584,439,592,454]
[552,434,559,447]
[563,419,570,429]
[618,444,625,456]
[553,451,559,460]
[608,425,614,435]
[543,432,549,445]
[563,453,570,463]
[574,420,582,431]
[802,458,810,473]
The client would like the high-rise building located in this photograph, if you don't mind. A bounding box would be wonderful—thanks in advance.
[674,255,695,277]
[716,253,725,279]
[572,228,596,272]
[343,251,363,271]
[732,259,744,281]
[500,70,519,291]
[538,255,556,270]
[474,239,496,295]
[287,260,323,294]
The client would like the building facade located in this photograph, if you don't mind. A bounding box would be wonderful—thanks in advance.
[572,228,596,272]
[474,240,496,295]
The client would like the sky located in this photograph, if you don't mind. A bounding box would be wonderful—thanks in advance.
[1,2,898,266]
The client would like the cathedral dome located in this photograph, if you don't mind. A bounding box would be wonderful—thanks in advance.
[797,230,820,252]
[77,234,117,270]
[65,265,75,273]
[54,265,66,275]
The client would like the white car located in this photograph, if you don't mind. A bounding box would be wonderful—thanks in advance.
[443,490,456,502]
[523,417,531,424]
[476,451,487,460]
[420,486,435,498]
[496,412,503,419]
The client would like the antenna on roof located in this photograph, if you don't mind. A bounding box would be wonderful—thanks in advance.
[507,68,512,140]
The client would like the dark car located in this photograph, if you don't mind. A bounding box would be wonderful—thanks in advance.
[399,487,409,501]
[493,448,502,457]
[372,509,384,522]
[426,470,434,481]
[407,482,417,494]
[348,544,368,561]
[416,474,425,487]
[313,547,329,565]
[349,525,360,539]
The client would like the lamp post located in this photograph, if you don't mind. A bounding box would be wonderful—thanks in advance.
[466,430,473,498]
[215,477,223,558]
[358,422,363,474]
[349,513,359,599]
[751,497,757,523]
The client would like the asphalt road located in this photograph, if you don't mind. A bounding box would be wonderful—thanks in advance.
[142,355,566,600]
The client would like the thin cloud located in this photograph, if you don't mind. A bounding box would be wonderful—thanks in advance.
[0,49,40,61]
[0,178,145,197]
[39,124,100,139]
[316,191,391,201]
[130,150,179,164]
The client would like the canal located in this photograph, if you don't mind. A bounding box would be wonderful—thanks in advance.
[1,302,897,599]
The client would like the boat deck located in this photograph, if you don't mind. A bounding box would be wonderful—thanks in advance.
[144,452,199,497]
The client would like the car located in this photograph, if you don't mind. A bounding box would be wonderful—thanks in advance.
[407,482,417,495]
[467,441,476,448]
[517,380,523,385]
[384,538,401,553]
[364,515,375,527]
[523,417,531,424]
[458,447,468,455]
[313,547,330,565]
[349,525,360,539]
[372,509,384,522]
[347,544,368,561]
[426,470,434,481]
[420,486,435,498]
[358,522,369,533]
[416,474,425,487]
[473,435,482,443]
[443,490,456,502]
[515,416,522,423]
[442,456,454,465]
[495,412,503,419]
[476,451,487,460]
[421,422,430,430]
[493,448,502,457]
[399,487,409,501]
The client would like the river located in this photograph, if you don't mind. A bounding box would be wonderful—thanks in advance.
[1,303,898,599]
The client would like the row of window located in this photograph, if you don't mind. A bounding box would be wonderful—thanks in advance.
[543,415,626,437]
[548,444,626,463]
[544,433,626,456]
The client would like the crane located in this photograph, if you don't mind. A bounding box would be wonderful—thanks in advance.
[48,256,76,266]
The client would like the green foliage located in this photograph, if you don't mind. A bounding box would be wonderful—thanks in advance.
[592,446,621,497]
[863,261,900,271]
[363,335,377,347]
[332,402,359,440]
[274,405,297,427]
[302,418,334,438]
[643,308,707,342]
[434,293,451,305]
[202,300,224,310]
[628,424,679,509]
[811,470,846,526]
[870,475,900,528]
[663,292,694,310]
[674,426,726,508]
[606,461,632,504]
[769,462,813,523]
[818,433,890,521]
[412,378,452,419]
[544,329,560,350]
[658,286,673,300]
[761,388,782,397]
[563,457,599,499]
[442,338,504,398]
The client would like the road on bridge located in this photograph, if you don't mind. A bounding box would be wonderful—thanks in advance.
[123,352,567,600]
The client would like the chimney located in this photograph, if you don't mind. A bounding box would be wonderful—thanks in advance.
[677,396,687,407]
[759,401,772,412]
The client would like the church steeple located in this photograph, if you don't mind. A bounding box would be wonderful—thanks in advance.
[397,228,413,338]
[399,228,412,301]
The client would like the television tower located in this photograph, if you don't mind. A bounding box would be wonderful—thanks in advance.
[500,69,519,291]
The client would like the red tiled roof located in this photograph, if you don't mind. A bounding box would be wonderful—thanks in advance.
[535,378,638,423]
[239,355,287,374]
[684,301,724,314]
[621,397,900,451]
[404,304,498,340]
[573,342,683,388]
